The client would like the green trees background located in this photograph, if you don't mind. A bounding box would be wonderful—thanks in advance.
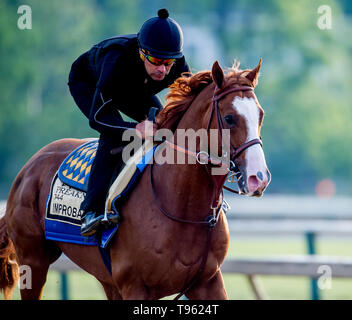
[0,0,351,197]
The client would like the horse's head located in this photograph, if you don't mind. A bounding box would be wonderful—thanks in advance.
[211,59,271,196]
[157,59,271,197]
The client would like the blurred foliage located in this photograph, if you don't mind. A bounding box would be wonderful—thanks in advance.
[0,0,351,196]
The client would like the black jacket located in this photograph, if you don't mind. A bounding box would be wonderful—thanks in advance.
[68,34,190,136]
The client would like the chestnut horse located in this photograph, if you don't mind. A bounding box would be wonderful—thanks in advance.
[0,60,270,300]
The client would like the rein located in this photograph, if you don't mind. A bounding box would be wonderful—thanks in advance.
[150,84,263,299]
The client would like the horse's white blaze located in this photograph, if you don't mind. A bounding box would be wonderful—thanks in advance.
[232,97,268,189]
[233,97,259,141]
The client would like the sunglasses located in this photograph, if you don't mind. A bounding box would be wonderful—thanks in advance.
[140,49,175,66]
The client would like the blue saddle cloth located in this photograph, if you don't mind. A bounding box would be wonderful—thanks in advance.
[45,139,157,248]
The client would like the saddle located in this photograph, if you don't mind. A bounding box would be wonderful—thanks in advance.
[45,139,157,248]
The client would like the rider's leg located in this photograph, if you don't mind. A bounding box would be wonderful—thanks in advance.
[80,134,123,236]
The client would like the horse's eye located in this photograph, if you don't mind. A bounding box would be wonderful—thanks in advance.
[224,115,236,126]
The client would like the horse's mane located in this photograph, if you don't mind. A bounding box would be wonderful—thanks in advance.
[156,61,255,131]
[156,71,213,130]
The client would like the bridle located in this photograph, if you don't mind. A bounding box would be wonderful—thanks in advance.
[149,83,263,299]
[210,85,262,194]
[210,85,262,165]
[157,85,263,191]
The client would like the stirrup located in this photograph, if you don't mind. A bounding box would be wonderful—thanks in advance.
[81,212,103,236]
[101,211,121,228]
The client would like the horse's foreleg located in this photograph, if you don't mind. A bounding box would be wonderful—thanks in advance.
[100,281,122,300]
[119,284,150,300]
[114,274,150,300]
[185,270,228,300]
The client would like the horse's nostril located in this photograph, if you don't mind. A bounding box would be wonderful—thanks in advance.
[248,175,259,193]
[257,171,263,181]
[253,190,261,197]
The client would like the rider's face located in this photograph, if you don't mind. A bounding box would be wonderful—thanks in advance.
[144,58,173,81]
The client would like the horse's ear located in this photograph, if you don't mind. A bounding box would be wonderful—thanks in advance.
[212,61,224,88]
[245,58,262,87]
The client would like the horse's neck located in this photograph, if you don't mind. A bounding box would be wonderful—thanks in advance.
[176,86,213,132]
[152,89,218,220]
[152,159,215,221]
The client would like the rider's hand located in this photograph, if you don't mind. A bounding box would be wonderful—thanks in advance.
[135,120,158,140]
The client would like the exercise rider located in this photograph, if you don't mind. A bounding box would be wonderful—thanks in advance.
[68,9,190,236]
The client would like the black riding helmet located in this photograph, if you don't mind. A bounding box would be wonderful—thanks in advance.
[137,9,184,59]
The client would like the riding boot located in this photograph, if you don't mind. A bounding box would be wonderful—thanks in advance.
[80,135,124,236]
[81,211,104,236]
[81,211,120,236]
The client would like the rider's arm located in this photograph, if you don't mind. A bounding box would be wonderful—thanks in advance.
[89,88,138,134]
[88,50,138,135]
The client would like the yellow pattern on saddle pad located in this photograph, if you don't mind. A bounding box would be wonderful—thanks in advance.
[58,140,98,191]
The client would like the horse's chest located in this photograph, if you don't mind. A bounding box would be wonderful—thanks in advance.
[167,222,228,276]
